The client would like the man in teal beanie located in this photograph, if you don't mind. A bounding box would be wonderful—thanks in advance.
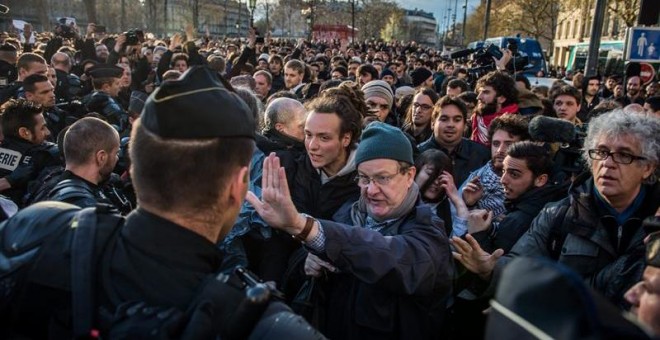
[248,122,453,339]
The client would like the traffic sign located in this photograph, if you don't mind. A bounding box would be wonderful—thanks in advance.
[627,27,660,63]
[639,63,657,84]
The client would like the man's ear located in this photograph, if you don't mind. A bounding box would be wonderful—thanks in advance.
[342,133,352,148]
[534,174,548,188]
[274,122,285,133]
[228,166,250,205]
[96,149,108,166]
[18,127,32,140]
[497,95,506,105]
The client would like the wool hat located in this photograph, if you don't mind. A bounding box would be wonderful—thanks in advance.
[258,53,270,63]
[361,80,393,109]
[379,68,396,80]
[410,67,433,88]
[395,86,415,100]
[141,65,254,140]
[355,122,413,165]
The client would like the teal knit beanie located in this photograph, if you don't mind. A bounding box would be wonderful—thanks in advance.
[355,122,413,165]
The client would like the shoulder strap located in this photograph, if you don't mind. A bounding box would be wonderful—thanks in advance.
[71,204,124,338]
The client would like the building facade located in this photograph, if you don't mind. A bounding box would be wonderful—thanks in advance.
[552,1,628,68]
[403,9,437,47]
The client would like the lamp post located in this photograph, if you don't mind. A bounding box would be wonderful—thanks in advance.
[248,0,257,28]
[351,0,355,43]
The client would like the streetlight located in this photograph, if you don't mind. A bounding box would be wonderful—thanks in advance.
[247,0,257,28]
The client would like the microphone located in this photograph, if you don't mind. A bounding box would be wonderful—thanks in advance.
[528,116,576,144]
[449,48,476,60]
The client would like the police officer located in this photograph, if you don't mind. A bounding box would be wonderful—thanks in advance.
[23,74,70,140]
[81,64,129,133]
[0,52,48,104]
[45,117,121,208]
[0,43,18,90]
[3,67,322,339]
[0,98,60,206]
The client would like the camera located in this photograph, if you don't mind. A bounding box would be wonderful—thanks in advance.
[123,29,144,46]
[56,18,76,39]
[451,40,531,86]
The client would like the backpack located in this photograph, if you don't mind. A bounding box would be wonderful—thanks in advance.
[1,202,324,339]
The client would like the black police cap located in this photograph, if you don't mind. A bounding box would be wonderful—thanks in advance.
[87,64,124,79]
[141,66,255,140]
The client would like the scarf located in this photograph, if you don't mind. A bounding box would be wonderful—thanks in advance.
[471,103,519,146]
[350,182,420,230]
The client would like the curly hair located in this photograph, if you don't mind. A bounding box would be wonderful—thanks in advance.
[583,109,660,169]
[475,71,518,106]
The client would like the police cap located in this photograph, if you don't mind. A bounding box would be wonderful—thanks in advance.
[141,65,255,140]
[87,64,124,79]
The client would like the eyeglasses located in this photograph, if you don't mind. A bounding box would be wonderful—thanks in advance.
[587,149,646,165]
[354,167,409,187]
[366,101,390,110]
[413,103,434,111]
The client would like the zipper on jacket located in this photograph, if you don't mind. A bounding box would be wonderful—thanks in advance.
[617,225,623,251]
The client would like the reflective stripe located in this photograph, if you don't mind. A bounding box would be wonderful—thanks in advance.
[489,299,554,340]
[0,147,23,171]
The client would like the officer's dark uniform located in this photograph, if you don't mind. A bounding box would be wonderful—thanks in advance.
[54,68,84,103]
[43,106,70,141]
[2,67,322,339]
[81,65,129,133]
[47,170,108,208]
[0,136,61,206]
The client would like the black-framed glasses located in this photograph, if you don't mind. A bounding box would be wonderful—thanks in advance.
[587,149,646,165]
[413,103,433,111]
[354,166,410,187]
[366,101,390,110]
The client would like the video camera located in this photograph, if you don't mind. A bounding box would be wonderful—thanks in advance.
[56,17,77,39]
[450,39,530,85]
[123,29,144,46]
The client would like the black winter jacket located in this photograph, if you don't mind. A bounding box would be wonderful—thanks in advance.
[494,175,660,308]
[290,154,360,220]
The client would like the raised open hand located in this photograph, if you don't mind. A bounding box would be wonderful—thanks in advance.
[451,234,503,280]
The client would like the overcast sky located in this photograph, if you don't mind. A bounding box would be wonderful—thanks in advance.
[396,0,482,32]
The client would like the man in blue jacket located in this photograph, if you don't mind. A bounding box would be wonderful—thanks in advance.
[248,122,453,339]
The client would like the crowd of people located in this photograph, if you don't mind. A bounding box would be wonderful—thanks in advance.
[0,21,659,339]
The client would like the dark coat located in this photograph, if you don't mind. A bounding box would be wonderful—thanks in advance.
[47,170,102,208]
[290,153,360,220]
[314,201,453,339]
[495,175,660,308]
[418,137,491,187]
[472,182,569,254]
[0,137,61,206]
[82,91,129,132]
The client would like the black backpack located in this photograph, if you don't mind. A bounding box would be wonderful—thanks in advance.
[1,203,324,339]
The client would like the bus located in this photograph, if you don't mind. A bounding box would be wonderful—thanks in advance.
[565,40,624,76]
[468,37,548,76]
